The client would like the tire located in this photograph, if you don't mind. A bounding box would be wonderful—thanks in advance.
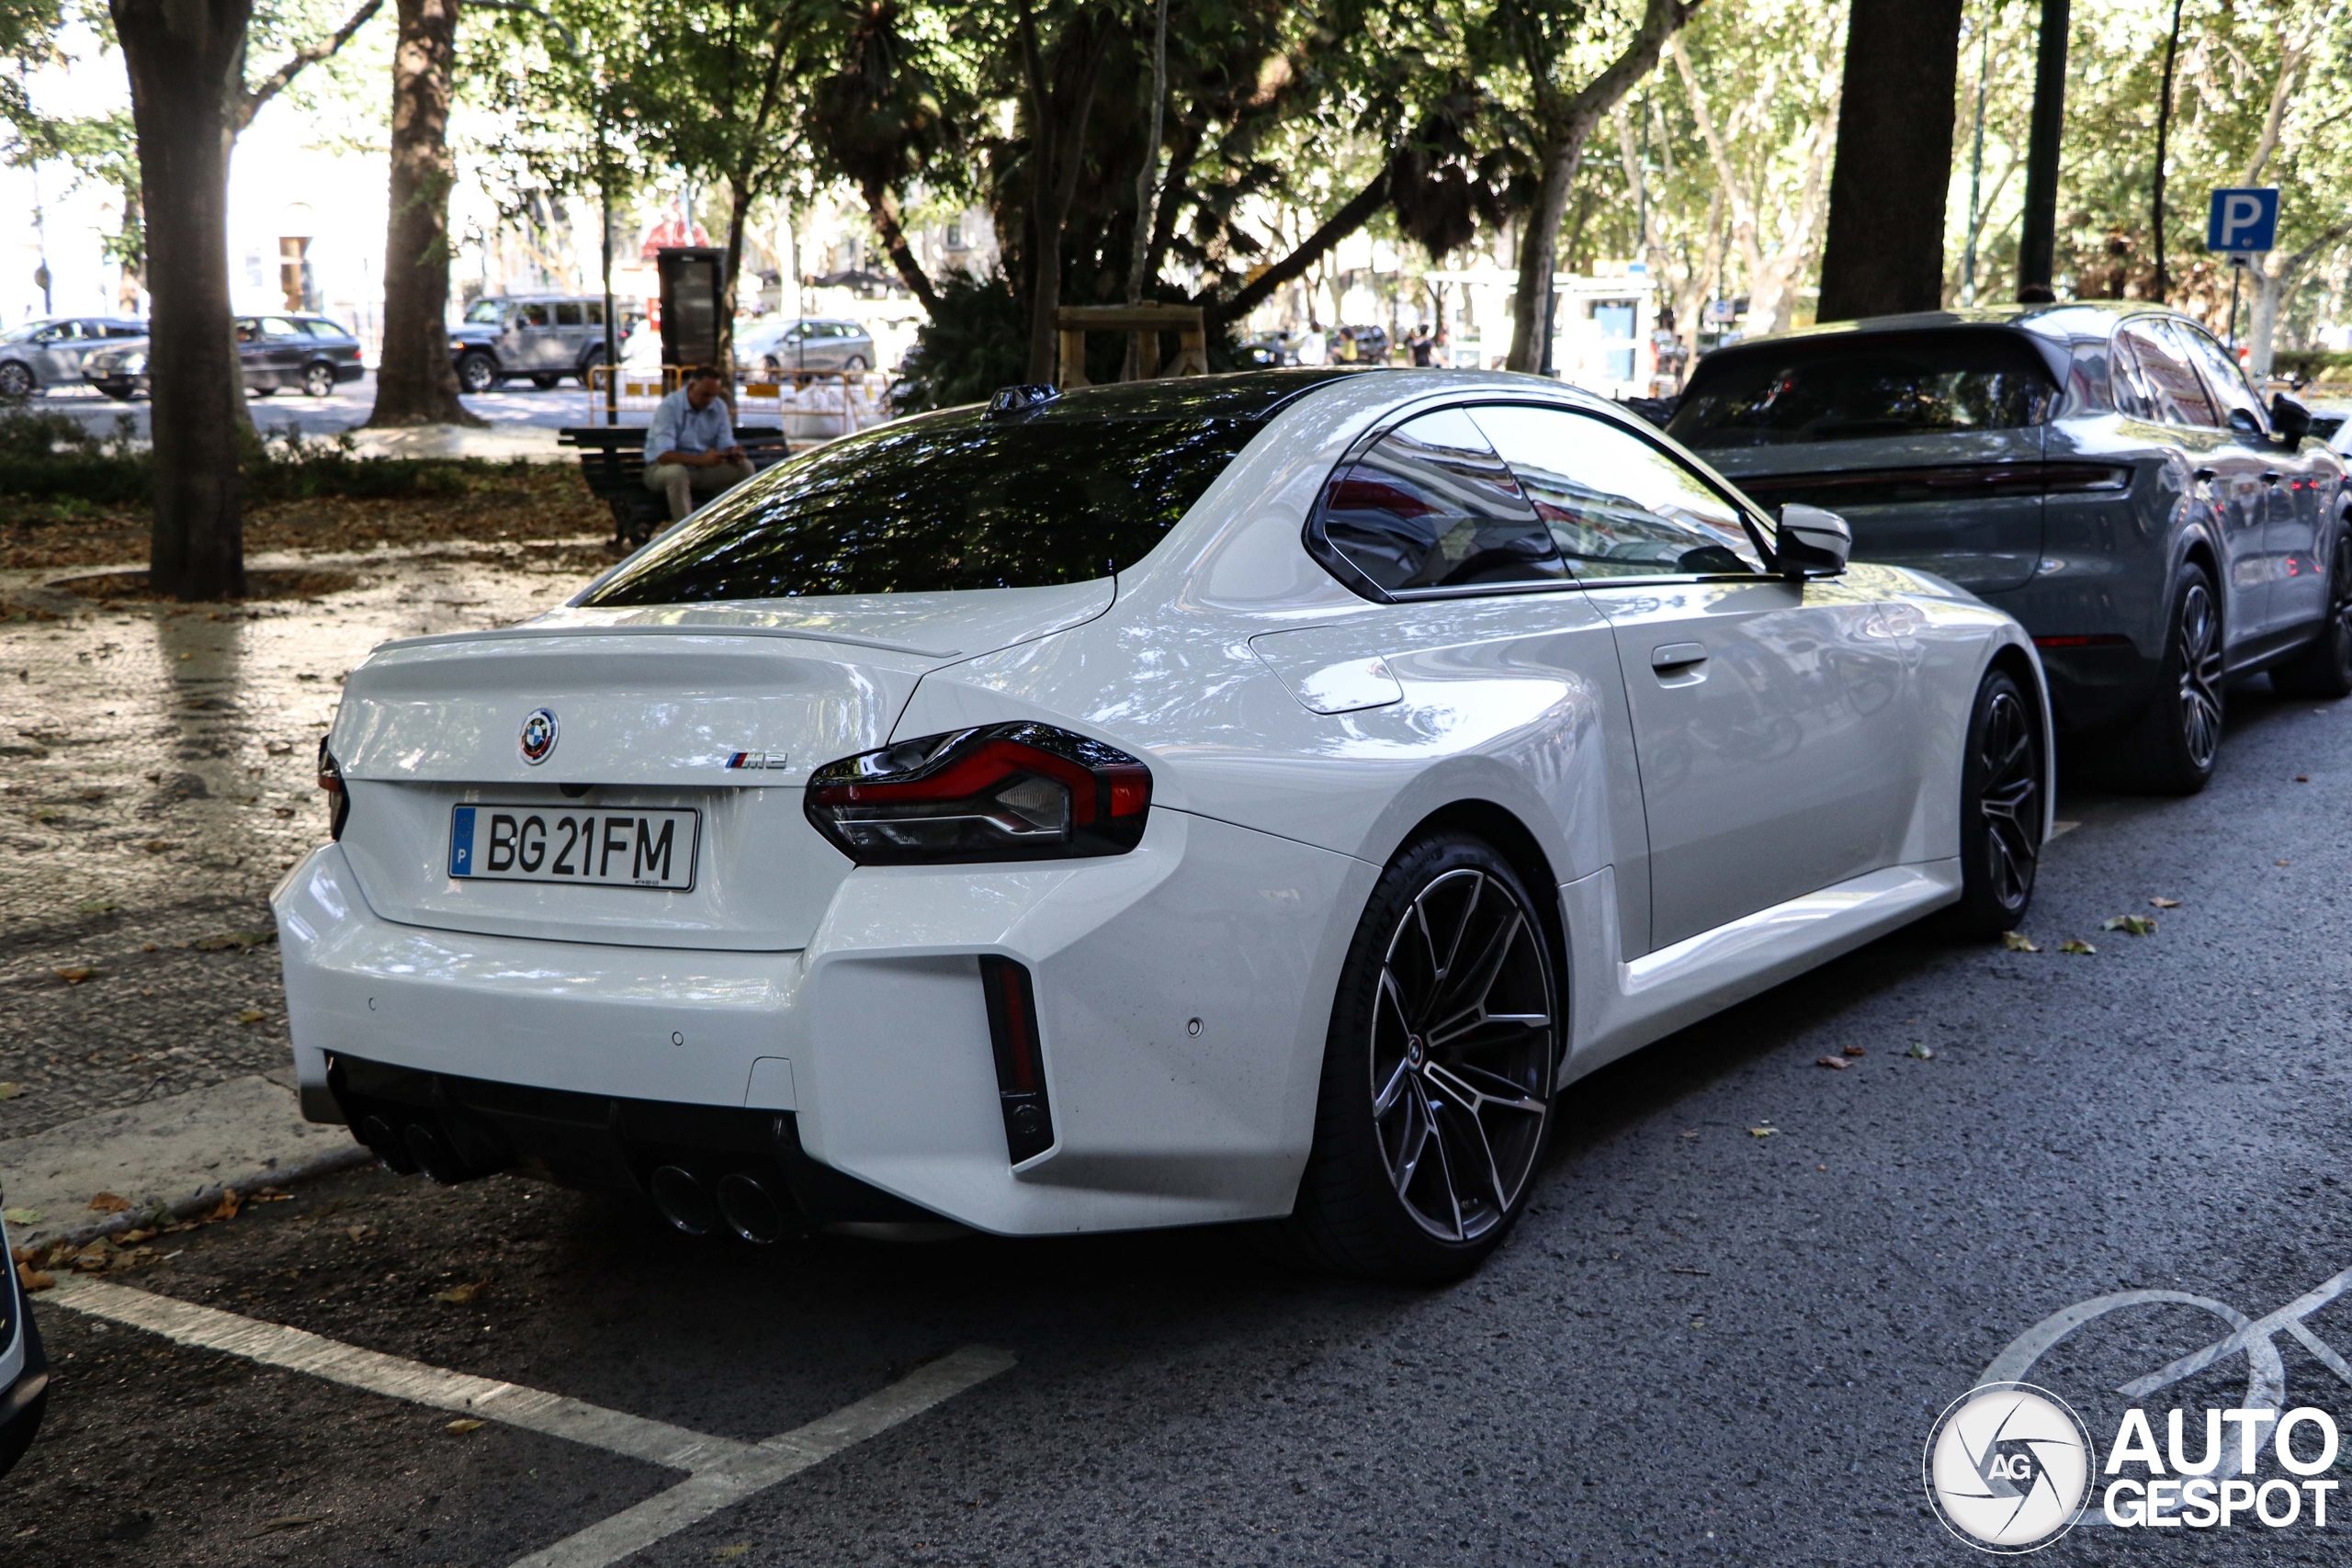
[843,355,868,373]
[2118,561,2224,795]
[1946,667,2045,939]
[249,385,276,398]
[457,353,497,393]
[575,346,606,388]
[302,362,334,398]
[2270,526,2352,699]
[0,362,32,398]
[1284,832,1560,1282]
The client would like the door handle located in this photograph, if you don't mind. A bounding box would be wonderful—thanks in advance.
[1651,641,1708,674]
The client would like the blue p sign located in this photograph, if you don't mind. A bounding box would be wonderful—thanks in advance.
[2208,187,2279,254]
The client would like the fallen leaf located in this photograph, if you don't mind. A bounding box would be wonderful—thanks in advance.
[265,740,295,755]
[15,1264,52,1292]
[272,806,295,818]
[119,1228,153,1244]
[714,1546,752,1562]
[435,1281,486,1305]
[192,930,276,952]
[2058,939,2097,955]
[52,965,96,984]
[87,1192,131,1214]
[2,1208,40,1227]
[1815,1055,1849,1070]
[236,1009,266,1024]
[2102,914,2157,935]
[76,898,118,914]
[345,1224,375,1242]
[1747,1126,1777,1138]
[0,1083,19,1100]
[1907,1043,1936,1060]
[207,1189,241,1222]
[2150,897,2180,908]
[246,1515,324,1538]
[2001,931,2041,953]
[446,1418,486,1435]
[1679,1129,1699,1139]
[1841,1044,1865,1057]
[2278,860,2290,867]
[2296,774,2310,783]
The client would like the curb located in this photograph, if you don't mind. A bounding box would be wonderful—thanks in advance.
[30,1141,378,1254]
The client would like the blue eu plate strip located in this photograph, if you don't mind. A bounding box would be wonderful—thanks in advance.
[450,806,476,876]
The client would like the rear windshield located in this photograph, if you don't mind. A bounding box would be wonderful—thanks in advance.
[1668,331,2058,448]
[582,405,1264,604]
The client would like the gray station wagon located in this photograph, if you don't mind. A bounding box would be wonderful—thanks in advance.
[0,316,147,396]
[1669,305,2347,792]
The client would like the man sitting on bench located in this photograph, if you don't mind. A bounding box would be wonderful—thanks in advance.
[643,366,754,524]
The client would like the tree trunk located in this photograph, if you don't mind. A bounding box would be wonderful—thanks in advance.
[864,181,940,313]
[368,0,478,427]
[1208,166,1392,325]
[113,0,252,602]
[718,178,753,385]
[1018,7,1111,385]
[1502,0,1697,371]
[1815,0,1965,321]
[1505,141,1579,373]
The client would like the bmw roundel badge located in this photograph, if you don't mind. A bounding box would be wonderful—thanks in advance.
[519,707,559,765]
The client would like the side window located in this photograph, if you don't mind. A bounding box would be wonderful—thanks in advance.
[1471,405,1765,579]
[1313,407,1566,595]
[2116,321,2217,428]
[554,302,583,327]
[234,319,262,344]
[2172,322,2267,437]
[582,299,605,327]
[298,318,338,337]
[260,316,304,339]
[517,303,552,328]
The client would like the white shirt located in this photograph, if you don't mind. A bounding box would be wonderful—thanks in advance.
[644,388,736,465]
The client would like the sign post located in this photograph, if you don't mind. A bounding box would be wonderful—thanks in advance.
[2207,188,2277,351]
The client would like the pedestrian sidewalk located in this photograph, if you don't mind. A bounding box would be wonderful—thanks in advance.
[0,1075,363,1248]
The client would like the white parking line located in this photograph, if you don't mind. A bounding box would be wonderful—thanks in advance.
[40,1273,1014,1566]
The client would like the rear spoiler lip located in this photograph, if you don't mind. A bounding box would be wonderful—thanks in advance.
[371,620,967,661]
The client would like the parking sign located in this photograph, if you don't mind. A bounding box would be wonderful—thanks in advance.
[2207,187,2279,253]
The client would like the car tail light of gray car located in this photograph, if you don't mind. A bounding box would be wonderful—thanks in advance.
[804,723,1150,864]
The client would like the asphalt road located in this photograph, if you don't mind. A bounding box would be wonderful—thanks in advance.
[13,674,2352,1566]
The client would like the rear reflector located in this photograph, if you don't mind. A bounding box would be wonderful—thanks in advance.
[978,955,1055,1164]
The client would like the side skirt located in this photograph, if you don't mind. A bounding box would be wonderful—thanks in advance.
[1556,860,1963,1088]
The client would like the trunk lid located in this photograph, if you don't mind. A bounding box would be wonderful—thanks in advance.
[327,584,1109,951]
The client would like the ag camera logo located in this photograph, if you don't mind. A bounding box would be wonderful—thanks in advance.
[1924,1383,2095,1552]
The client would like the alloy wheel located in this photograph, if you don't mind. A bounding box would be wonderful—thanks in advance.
[0,362,32,397]
[1976,688,2041,909]
[2176,581,2223,770]
[1369,867,1555,1242]
[304,364,334,398]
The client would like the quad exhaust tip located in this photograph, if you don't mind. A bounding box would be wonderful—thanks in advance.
[715,1172,788,1246]
[649,1165,720,1236]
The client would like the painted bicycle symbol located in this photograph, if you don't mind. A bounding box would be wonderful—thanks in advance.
[1975,1261,2352,1481]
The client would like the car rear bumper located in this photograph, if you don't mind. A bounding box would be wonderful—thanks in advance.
[2029,641,2163,731]
[335,363,366,383]
[274,817,1365,1235]
[0,1245,47,1479]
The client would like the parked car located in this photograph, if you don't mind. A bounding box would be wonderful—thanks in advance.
[1668,305,2348,793]
[1242,333,1304,367]
[737,317,876,376]
[0,315,147,396]
[450,295,616,391]
[82,314,366,400]
[1332,324,1391,363]
[2305,398,2351,454]
[0,1208,48,1478]
[281,368,2049,1283]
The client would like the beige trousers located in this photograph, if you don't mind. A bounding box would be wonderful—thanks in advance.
[644,457,755,523]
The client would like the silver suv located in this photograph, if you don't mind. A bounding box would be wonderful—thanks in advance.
[449,295,615,391]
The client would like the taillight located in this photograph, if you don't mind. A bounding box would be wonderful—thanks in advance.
[316,738,349,840]
[803,723,1151,864]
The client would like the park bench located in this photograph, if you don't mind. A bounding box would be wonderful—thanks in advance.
[560,424,793,549]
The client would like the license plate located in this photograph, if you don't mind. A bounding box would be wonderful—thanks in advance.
[448,806,699,890]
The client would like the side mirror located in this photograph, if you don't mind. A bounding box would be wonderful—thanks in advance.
[2272,392,2312,446]
[1775,503,1851,578]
